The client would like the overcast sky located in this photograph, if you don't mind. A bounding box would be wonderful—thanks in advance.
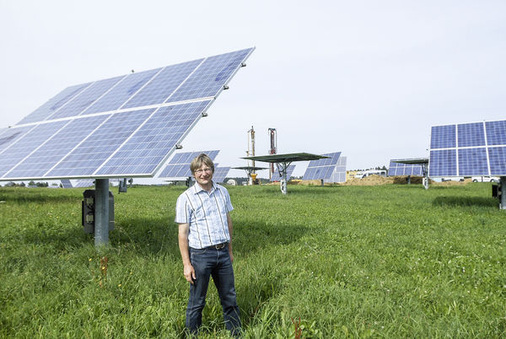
[1,0,505,178]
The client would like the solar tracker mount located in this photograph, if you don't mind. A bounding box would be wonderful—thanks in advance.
[242,152,328,194]
[429,119,506,208]
[0,47,255,246]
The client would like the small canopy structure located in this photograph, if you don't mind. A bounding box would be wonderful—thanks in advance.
[242,152,328,194]
[231,166,268,185]
[391,157,429,189]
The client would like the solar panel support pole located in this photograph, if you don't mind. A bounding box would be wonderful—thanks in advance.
[95,179,110,247]
[422,163,429,190]
[277,162,290,194]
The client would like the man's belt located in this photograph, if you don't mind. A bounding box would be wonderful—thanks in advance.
[210,242,228,250]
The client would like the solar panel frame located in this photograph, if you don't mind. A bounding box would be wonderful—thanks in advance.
[429,119,506,177]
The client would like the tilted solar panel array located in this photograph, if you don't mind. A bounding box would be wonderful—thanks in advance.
[0,48,254,181]
[388,160,424,176]
[270,164,295,182]
[429,120,506,177]
[302,152,345,182]
[158,150,219,178]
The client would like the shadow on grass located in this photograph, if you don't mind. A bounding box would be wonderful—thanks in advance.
[110,216,179,256]
[432,196,498,207]
[0,189,80,204]
[6,213,179,257]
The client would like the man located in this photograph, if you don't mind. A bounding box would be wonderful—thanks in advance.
[175,153,241,337]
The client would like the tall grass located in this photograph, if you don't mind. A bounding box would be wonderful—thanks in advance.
[0,183,504,338]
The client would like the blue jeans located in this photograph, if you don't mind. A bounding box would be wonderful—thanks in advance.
[186,246,241,336]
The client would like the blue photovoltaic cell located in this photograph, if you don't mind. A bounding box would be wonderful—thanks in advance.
[47,109,155,177]
[49,76,126,120]
[16,83,91,125]
[0,48,254,180]
[158,150,219,178]
[486,120,506,146]
[7,115,109,178]
[429,119,506,177]
[84,68,162,114]
[96,101,212,176]
[271,164,295,182]
[430,125,456,149]
[167,49,253,103]
[123,59,203,109]
[0,121,68,177]
[488,147,506,175]
[429,150,457,176]
[302,152,341,181]
[458,148,489,176]
[458,122,485,147]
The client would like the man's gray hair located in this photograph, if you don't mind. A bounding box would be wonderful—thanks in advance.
[190,153,215,174]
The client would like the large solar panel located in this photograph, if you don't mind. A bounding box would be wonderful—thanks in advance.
[158,150,219,178]
[429,119,506,177]
[0,48,254,181]
[302,152,346,183]
[388,160,424,176]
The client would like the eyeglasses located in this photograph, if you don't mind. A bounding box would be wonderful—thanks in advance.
[194,168,212,174]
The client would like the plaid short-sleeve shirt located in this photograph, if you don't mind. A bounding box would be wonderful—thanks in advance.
[175,182,233,249]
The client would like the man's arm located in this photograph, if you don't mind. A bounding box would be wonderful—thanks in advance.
[227,213,234,262]
[178,223,196,284]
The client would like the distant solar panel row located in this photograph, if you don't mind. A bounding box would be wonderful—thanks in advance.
[0,48,254,181]
[388,160,424,176]
[429,120,506,177]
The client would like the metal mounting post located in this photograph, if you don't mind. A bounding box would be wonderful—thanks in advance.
[94,179,110,247]
[277,162,290,195]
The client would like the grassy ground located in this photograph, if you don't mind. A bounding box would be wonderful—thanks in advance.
[0,183,504,338]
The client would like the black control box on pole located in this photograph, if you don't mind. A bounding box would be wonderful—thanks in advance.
[81,189,115,234]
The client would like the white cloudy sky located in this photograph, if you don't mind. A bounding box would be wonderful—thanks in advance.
[1,0,505,178]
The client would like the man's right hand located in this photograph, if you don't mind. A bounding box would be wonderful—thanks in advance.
[184,263,196,284]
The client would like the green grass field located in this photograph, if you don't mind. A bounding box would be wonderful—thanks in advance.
[0,183,504,338]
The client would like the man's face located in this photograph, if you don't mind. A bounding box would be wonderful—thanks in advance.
[194,164,213,188]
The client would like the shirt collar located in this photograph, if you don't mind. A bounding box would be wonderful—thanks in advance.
[192,181,216,194]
